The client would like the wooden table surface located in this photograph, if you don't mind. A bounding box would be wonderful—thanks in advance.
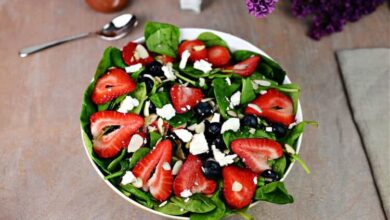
[1,0,389,219]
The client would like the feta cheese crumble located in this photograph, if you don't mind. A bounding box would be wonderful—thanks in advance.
[117,96,139,113]
[221,118,240,134]
[162,63,177,81]
[194,59,212,73]
[232,181,243,192]
[156,104,176,120]
[229,91,241,108]
[212,145,237,166]
[260,90,268,95]
[162,162,171,171]
[120,171,136,185]
[172,160,183,175]
[199,78,206,87]
[189,133,209,155]
[125,63,143,73]
[253,177,258,185]
[247,103,262,114]
[132,178,143,188]
[265,127,273,132]
[180,189,193,198]
[249,128,256,134]
[127,134,144,153]
[174,129,193,143]
[210,113,220,123]
[179,50,191,69]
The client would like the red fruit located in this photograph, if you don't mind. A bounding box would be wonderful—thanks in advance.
[245,89,294,126]
[170,85,204,114]
[132,140,173,201]
[207,46,230,67]
[122,42,153,66]
[224,56,260,77]
[231,138,283,174]
[178,40,208,62]
[173,154,217,197]
[91,68,137,105]
[155,55,175,64]
[90,111,144,158]
[223,166,257,209]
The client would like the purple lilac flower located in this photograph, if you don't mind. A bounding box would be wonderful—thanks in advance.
[291,0,385,40]
[246,0,279,18]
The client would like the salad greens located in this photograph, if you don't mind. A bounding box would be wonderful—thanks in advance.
[80,21,317,220]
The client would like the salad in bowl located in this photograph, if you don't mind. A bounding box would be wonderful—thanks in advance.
[80,21,316,220]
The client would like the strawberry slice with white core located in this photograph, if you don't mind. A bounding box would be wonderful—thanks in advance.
[90,111,144,158]
[245,89,295,126]
[122,42,154,66]
[173,154,217,197]
[170,84,204,114]
[231,138,283,174]
[224,56,260,77]
[223,166,257,209]
[91,68,137,105]
[132,140,173,201]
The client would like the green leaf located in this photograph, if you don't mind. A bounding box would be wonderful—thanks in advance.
[149,91,171,108]
[282,121,318,147]
[130,67,145,80]
[223,127,275,149]
[171,194,216,213]
[168,111,193,128]
[111,47,126,68]
[104,170,124,180]
[240,78,256,105]
[145,21,180,58]
[97,94,127,111]
[197,32,228,48]
[81,129,111,174]
[291,154,311,174]
[255,182,294,204]
[149,131,162,147]
[190,191,226,220]
[129,148,150,169]
[272,155,287,177]
[155,202,189,215]
[212,78,241,119]
[130,82,147,114]
[119,184,155,208]
[107,149,127,172]
[178,65,209,78]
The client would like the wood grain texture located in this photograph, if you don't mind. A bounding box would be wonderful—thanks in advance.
[0,0,389,219]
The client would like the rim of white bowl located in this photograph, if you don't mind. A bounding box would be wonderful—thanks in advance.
[81,28,303,220]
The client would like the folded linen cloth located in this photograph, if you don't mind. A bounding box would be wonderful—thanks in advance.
[337,48,390,218]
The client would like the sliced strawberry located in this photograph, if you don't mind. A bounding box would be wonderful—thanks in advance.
[91,68,136,105]
[178,40,208,62]
[170,85,204,114]
[173,154,217,196]
[224,56,260,77]
[122,42,153,66]
[207,46,230,67]
[132,139,173,201]
[223,166,257,209]
[245,89,294,126]
[90,111,144,158]
[155,55,175,64]
[231,138,283,174]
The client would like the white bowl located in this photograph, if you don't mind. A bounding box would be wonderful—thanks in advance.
[81,28,303,220]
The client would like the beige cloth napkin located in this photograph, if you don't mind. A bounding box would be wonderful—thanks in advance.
[337,48,390,218]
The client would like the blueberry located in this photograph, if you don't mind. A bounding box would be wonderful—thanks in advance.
[194,102,213,119]
[272,123,287,138]
[241,115,258,128]
[198,151,213,161]
[212,135,226,150]
[148,102,156,114]
[205,122,221,138]
[139,76,154,93]
[261,169,279,183]
[146,61,163,76]
[202,160,222,180]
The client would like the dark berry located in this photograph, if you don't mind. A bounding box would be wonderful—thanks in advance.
[194,102,213,119]
[148,102,156,114]
[212,135,226,150]
[139,76,154,93]
[202,160,222,180]
[205,122,221,138]
[241,115,258,128]
[272,123,287,138]
[261,169,279,183]
[146,61,163,76]
[198,151,213,161]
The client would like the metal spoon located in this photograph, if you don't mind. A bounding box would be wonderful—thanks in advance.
[19,14,137,58]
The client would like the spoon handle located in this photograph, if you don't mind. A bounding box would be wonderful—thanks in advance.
[19,32,93,57]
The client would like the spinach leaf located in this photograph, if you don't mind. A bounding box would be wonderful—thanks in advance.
[223,127,275,149]
[255,83,300,114]
[129,147,150,169]
[149,131,162,147]
[119,184,155,208]
[149,91,171,108]
[111,47,126,68]
[168,111,193,128]
[107,149,126,172]
[212,78,241,119]
[255,182,294,204]
[197,32,228,48]
[240,78,256,105]
[155,202,189,215]
[171,194,216,213]
[130,67,145,80]
[130,82,147,114]
[81,130,111,174]
[290,153,311,174]
[272,155,287,177]
[97,94,127,111]
[282,121,318,147]
[190,191,226,220]
[145,21,180,58]
[104,170,124,180]
[179,65,209,78]
[232,50,286,84]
